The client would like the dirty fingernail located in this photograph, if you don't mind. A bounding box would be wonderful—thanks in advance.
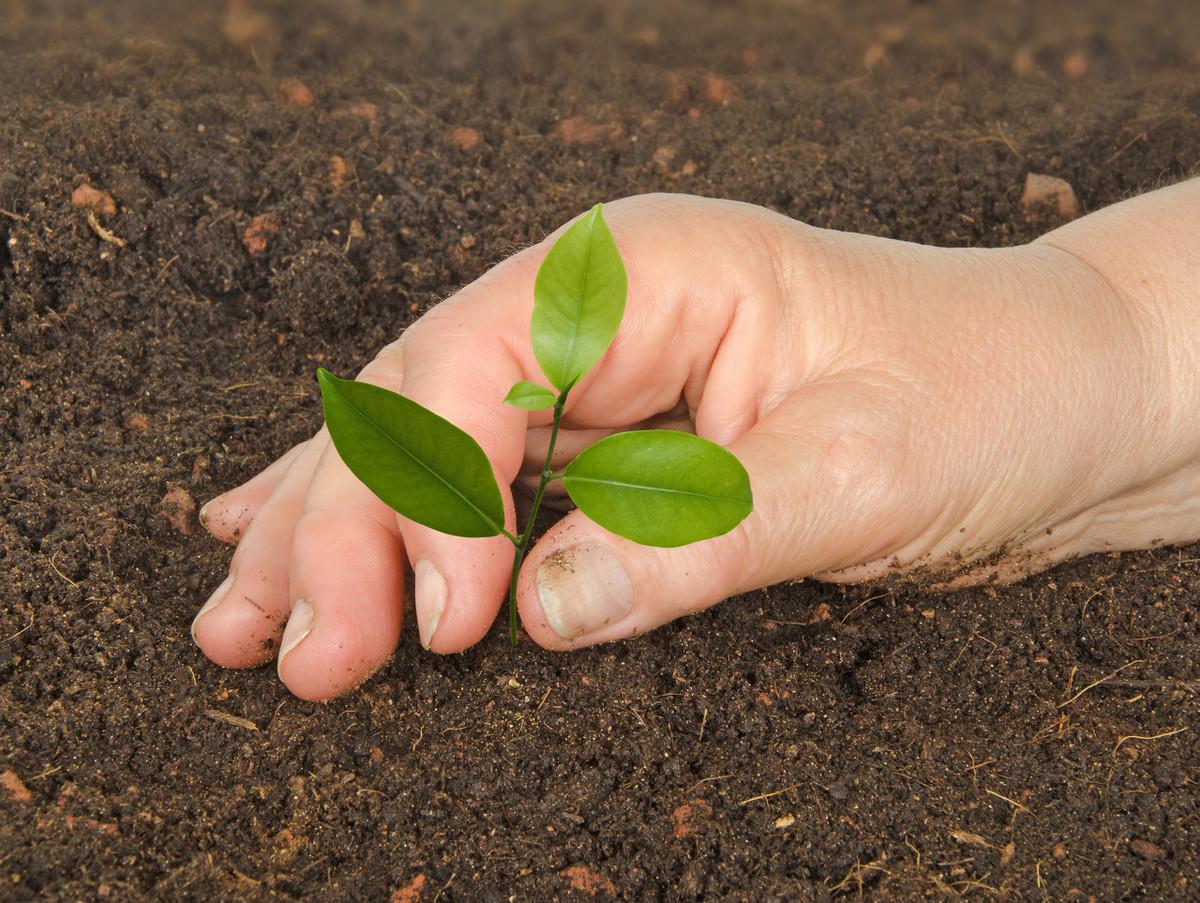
[191,574,234,642]
[277,599,314,675]
[198,499,211,527]
[414,559,446,650]
[537,542,633,640]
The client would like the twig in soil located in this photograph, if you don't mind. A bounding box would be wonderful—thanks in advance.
[197,413,259,424]
[433,872,456,903]
[840,591,890,623]
[205,709,259,731]
[964,755,995,783]
[1058,659,1145,708]
[156,254,180,281]
[984,788,1033,818]
[680,774,732,796]
[48,554,79,588]
[0,207,29,221]
[86,210,125,247]
[696,707,707,746]
[384,82,426,116]
[827,854,890,895]
[1102,131,1148,169]
[738,783,799,806]
[1112,726,1188,756]
[3,612,34,642]
[535,686,553,711]
[29,765,62,781]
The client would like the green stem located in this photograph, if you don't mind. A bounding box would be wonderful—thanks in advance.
[508,394,567,644]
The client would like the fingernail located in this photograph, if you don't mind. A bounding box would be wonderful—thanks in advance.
[198,500,211,527]
[191,574,234,642]
[537,542,633,640]
[414,559,446,650]
[277,599,313,675]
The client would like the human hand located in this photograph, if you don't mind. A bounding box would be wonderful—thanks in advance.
[192,189,1199,699]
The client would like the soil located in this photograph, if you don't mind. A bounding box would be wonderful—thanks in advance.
[2,0,1198,899]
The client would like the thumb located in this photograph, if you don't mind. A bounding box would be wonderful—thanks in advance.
[516,380,910,649]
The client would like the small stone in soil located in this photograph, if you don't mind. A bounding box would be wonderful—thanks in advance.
[449,125,481,150]
[277,77,314,108]
[561,865,617,896]
[159,487,197,536]
[2,769,33,802]
[1020,172,1080,218]
[1062,51,1089,78]
[71,183,116,216]
[1130,838,1166,861]
[242,213,279,256]
[557,116,623,146]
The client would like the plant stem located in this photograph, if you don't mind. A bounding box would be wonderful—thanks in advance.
[507,394,567,644]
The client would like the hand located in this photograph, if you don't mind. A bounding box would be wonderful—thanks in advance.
[192,190,1198,699]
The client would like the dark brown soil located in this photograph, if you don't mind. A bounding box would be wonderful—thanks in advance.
[2,1,1199,899]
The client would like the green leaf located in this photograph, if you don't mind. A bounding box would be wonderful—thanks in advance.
[503,380,557,411]
[532,203,628,392]
[317,369,505,538]
[563,430,753,547]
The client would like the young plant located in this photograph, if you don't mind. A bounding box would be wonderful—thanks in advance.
[317,204,753,644]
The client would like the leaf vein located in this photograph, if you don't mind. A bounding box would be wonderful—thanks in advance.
[566,474,747,505]
[336,386,501,534]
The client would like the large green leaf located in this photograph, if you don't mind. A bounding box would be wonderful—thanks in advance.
[532,203,627,392]
[503,380,557,411]
[317,369,505,538]
[563,430,753,547]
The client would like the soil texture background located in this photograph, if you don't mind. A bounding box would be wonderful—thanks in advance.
[1,0,1198,899]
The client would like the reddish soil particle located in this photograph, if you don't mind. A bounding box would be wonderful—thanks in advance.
[241,212,279,255]
[1062,51,1089,78]
[671,797,713,838]
[159,487,197,536]
[277,77,315,107]
[561,865,617,896]
[329,154,349,189]
[808,602,833,623]
[651,145,676,170]
[2,769,32,802]
[1130,838,1166,861]
[556,116,624,146]
[70,182,116,216]
[345,100,378,122]
[390,874,426,902]
[449,125,481,150]
[702,73,735,105]
[124,412,150,431]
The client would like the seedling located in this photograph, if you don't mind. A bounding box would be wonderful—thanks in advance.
[317,204,752,643]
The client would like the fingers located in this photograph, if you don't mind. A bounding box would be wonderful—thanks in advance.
[191,436,330,667]
[378,295,529,653]
[200,440,310,543]
[518,378,913,649]
[276,473,408,700]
